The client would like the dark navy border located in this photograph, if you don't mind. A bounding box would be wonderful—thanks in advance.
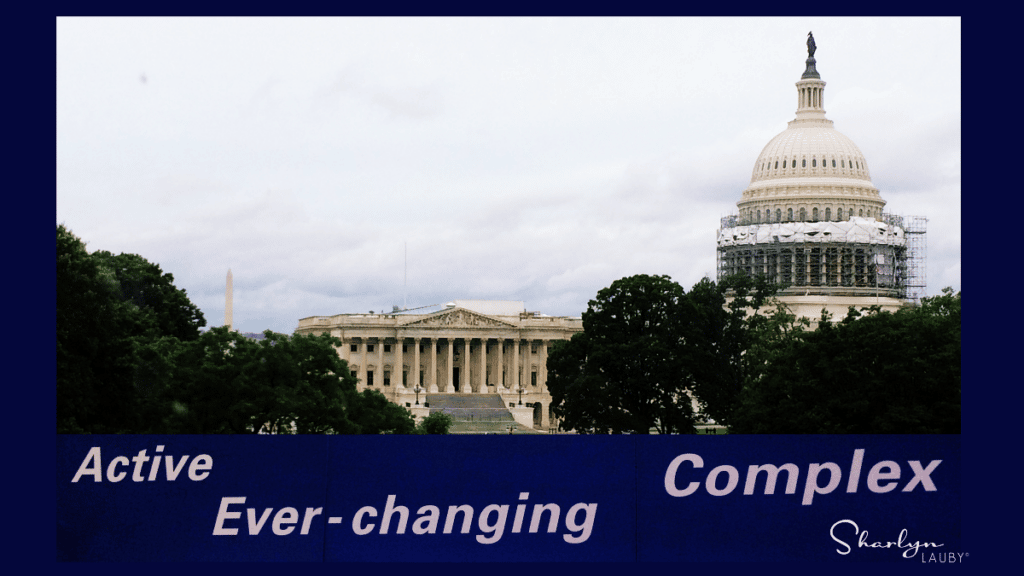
[32,7,985,576]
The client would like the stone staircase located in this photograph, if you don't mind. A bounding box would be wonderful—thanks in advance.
[425,394,539,434]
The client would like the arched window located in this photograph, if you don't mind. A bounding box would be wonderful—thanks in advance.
[812,158,817,167]
[859,209,864,217]
[787,208,793,221]
[802,158,806,167]
[832,159,836,168]
[765,209,771,222]
[837,207,843,220]
[841,159,845,168]
[812,207,818,221]
[825,207,831,220]
[776,209,782,222]
[781,160,785,168]
[799,207,807,220]
[775,160,779,169]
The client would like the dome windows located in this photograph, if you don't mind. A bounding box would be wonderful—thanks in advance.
[812,158,817,168]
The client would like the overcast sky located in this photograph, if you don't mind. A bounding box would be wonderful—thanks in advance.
[56,17,960,334]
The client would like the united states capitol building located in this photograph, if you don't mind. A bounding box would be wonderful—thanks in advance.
[296,34,926,433]
[296,300,582,433]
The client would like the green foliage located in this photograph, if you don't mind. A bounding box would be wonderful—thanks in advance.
[145,327,258,434]
[58,225,412,435]
[686,274,799,427]
[546,273,790,434]
[91,251,206,341]
[138,328,363,434]
[547,274,697,434]
[415,412,453,435]
[346,389,416,434]
[57,225,140,433]
[730,289,961,434]
[58,224,209,433]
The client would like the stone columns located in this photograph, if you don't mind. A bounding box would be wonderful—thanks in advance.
[395,336,404,390]
[540,340,548,394]
[511,338,520,391]
[412,337,420,390]
[464,338,472,393]
[497,338,504,389]
[377,338,384,388]
[523,339,532,390]
[479,338,487,393]
[360,339,368,390]
[446,339,454,393]
[336,331,348,364]
[429,338,438,393]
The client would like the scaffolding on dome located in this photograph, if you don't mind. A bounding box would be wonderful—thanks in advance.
[716,213,925,301]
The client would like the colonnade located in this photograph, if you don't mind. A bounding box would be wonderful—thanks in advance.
[340,336,553,397]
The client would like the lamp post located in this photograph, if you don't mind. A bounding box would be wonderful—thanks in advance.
[517,385,525,406]
[414,385,423,405]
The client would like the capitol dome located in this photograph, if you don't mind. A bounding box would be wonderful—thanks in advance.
[735,45,885,226]
[750,124,871,185]
[716,34,918,308]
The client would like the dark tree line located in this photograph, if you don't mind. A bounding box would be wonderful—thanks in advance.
[729,289,960,434]
[57,225,449,435]
[546,274,960,434]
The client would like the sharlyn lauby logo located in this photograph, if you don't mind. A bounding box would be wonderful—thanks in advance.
[830,519,964,561]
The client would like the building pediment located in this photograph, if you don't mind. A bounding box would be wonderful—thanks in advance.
[400,307,518,329]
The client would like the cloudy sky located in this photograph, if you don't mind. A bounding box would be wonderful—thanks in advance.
[56,17,960,334]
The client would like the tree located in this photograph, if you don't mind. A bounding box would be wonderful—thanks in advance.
[547,274,697,434]
[685,274,797,427]
[415,412,453,434]
[57,225,140,433]
[145,327,257,434]
[91,251,206,341]
[346,389,416,434]
[730,289,961,433]
[58,224,209,433]
[146,328,361,434]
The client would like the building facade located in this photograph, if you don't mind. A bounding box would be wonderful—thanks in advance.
[295,300,582,431]
[717,33,926,320]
